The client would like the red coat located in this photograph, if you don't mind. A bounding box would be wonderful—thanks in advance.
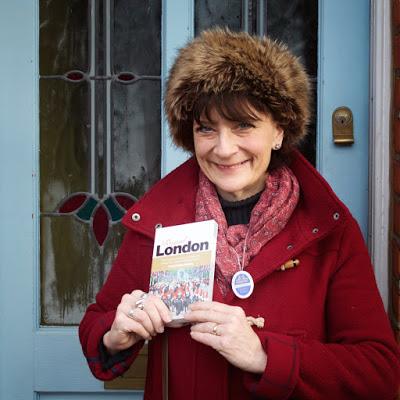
[79,152,400,399]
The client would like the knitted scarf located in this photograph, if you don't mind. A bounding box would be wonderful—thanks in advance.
[195,166,300,296]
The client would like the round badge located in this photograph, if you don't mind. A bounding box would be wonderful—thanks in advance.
[231,270,254,299]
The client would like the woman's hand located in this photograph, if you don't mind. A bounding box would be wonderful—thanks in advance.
[184,301,267,374]
[103,290,172,355]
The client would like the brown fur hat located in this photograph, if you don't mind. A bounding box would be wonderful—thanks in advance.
[165,28,311,154]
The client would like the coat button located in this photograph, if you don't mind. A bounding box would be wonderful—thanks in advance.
[131,213,141,222]
[286,244,294,250]
[312,228,319,234]
[155,223,162,229]
[333,212,340,220]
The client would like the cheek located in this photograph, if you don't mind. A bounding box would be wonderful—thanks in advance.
[193,137,209,159]
[247,139,273,158]
[253,143,273,169]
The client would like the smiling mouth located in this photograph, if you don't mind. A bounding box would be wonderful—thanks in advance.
[214,160,249,170]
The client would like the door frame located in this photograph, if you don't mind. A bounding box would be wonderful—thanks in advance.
[369,0,391,310]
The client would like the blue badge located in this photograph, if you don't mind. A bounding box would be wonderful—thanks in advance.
[231,270,254,299]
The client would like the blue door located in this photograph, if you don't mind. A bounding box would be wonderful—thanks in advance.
[0,1,370,399]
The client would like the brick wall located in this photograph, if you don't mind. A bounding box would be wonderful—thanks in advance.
[392,0,400,343]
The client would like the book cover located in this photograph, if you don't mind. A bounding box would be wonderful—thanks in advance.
[149,220,218,325]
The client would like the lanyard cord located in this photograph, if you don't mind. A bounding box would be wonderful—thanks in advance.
[229,228,250,272]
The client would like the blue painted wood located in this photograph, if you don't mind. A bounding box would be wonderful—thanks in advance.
[161,0,193,176]
[0,1,37,400]
[317,0,370,238]
[39,394,133,400]
[34,328,140,394]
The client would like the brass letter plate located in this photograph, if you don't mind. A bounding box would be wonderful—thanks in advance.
[332,106,354,145]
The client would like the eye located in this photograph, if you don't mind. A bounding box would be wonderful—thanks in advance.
[194,123,214,134]
[236,122,254,130]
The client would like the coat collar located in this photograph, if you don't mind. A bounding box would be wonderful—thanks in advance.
[123,151,349,246]
[122,157,199,238]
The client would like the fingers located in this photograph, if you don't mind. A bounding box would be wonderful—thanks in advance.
[152,296,174,325]
[185,301,245,325]
[126,293,172,334]
[190,330,221,351]
[116,308,153,340]
[137,299,167,334]
[189,301,245,316]
[110,291,172,343]
[190,321,219,335]
[130,290,172,324]
[122,304,156,338]
[187,305,267,373]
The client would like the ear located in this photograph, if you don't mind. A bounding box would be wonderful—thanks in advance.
[272,126,284,148]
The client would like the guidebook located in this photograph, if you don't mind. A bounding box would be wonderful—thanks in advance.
[149,219,218,325]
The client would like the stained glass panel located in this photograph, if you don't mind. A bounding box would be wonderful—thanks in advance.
[113,0,161,75]
[112,80,161,196]
[94,80,107,198]
[266,0,318,164]
[40,0,161,325]
[195,0,242,34]
[39,0,88,75]
[40,79,90,212]
[40,216,125,325]
[266,0,318,77]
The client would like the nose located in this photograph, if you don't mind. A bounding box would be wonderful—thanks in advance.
[213,129,237,158]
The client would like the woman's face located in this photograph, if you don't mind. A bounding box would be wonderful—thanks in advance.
[193,107,283,201]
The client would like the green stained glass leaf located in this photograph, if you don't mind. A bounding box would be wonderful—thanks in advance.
[76,197,98,221]
[104,197,124,222]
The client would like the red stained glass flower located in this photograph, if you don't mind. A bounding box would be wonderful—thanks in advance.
[116,72,136,83]
[115,194,136,210]
[57,192,135,247]
[65,70,86,82]
[59,194,88,213]
[92,205,109,247]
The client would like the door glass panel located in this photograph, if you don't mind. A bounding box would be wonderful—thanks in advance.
[39,0,88,75]
[40,217,126,325]
[112,80,161,195]
[114,0,161,75]
[39,79,90,212]
[39,0,161,325]
[194,0,318,165]
[195,0,242,33]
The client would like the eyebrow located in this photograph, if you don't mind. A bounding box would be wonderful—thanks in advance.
[195,119,215,125]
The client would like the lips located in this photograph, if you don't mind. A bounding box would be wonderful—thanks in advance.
[214,160,249,170]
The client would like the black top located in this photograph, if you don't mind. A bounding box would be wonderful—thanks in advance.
[219,191,262,226]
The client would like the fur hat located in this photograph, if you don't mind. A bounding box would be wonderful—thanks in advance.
[165,28,311,153]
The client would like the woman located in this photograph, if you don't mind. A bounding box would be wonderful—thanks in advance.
[79,29,400,399]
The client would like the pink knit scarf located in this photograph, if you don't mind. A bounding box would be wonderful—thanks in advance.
[195,166,300,296]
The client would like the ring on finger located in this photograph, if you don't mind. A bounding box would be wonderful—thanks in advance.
[135,293,148,310]
[127,308,136,319]
[212,324,220,336]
